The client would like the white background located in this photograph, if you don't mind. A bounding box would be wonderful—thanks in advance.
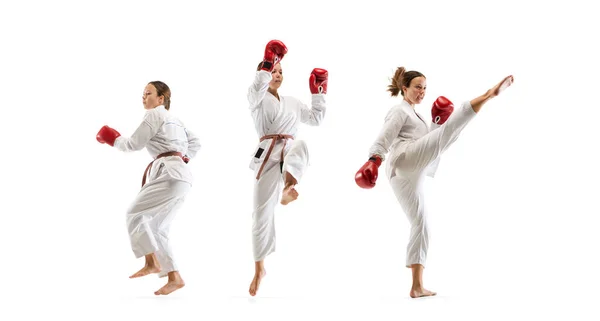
[2,0,598,320]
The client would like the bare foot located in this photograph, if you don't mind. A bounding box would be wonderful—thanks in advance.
[492,75,514,97]
[280,184,299,205]
[469,75,515,113]
[154,279,185,295]
[410,287,437,298]
[129,265,161,279]
[249,269,266,296]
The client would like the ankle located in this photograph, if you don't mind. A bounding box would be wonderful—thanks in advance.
[168,271,182,281]
[411,283,424,290]
[144,262,158,268]
[254,266,266,275]
[485,88,497,99]
[410,278,423,289]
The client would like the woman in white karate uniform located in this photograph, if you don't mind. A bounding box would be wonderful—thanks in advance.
[247,40,328,296]
[96,81,201,296]
[355,67,514,298]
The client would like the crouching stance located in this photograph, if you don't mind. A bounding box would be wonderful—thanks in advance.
[96,81,201,295]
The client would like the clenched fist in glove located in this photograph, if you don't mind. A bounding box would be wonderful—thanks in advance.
[355,155,382,189]
[309,68,328,94]
[261,40,288,72]
[431,96,454,125]
[96,125,121,146]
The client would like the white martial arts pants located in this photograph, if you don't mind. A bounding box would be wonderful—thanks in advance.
[389,101,476,268]
[126,160,191,278]
[252,140,309,262]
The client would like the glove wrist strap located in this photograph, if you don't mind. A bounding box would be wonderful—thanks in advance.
[261,61,273,72]
[369,155,382,167]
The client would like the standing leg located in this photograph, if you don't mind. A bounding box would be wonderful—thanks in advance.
[390,173,436,298]
[126,181,170,278]
[387,76,514,297]
[393,75,514,175]
[249,162,284,296]
[281,140,309,205]
[151,180,191,295]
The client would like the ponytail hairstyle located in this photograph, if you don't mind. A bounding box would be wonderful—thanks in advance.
[387,67,425,97]
[148,81,172,110]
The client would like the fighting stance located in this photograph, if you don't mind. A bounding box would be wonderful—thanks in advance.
[355,67,513,298]
[96,81,201,295]
[247,40,328,296]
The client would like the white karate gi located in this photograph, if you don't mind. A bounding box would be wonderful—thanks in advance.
[247,70,326,262]
[114,105,201,277]
[369,100,476,267]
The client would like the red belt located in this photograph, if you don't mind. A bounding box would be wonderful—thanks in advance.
[255,134,294,180]
[141,151,183,187]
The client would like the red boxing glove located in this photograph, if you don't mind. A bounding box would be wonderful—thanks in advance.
[355,155,382,189]
[431,96,454,125]
[96,125,121,146]
[261,40,288,72]
[309,68,328,94]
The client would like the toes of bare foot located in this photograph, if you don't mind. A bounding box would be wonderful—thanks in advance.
[496,75,514,95]
[410,289,437,298]
[249,279,259,296]
[154,281,185,295]
[281,187,299,205]
[129,266,160,279]
[249,272,265,296]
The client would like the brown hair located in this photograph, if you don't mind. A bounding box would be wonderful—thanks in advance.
[387,67,425,97]
[148,81,172,110]
[256,61,282,71]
